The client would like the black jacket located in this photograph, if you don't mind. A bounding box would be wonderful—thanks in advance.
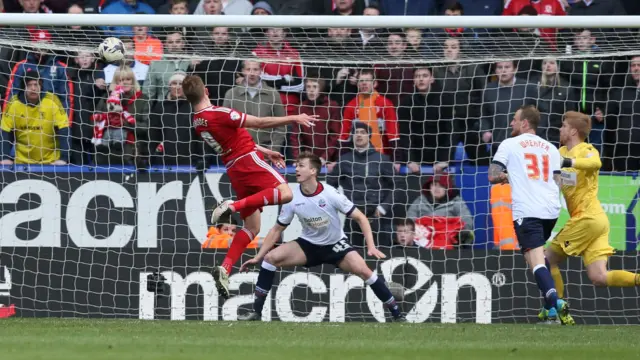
[398,89,453,164]
[149,99,204,166]
[535,82,579,145]
[327,147,397,217]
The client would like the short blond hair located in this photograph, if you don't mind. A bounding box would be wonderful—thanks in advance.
[110,66,140,92]
[563,111,591,140]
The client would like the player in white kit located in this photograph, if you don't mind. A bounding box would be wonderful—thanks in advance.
[489,105,574,325]
[238,152,406,322]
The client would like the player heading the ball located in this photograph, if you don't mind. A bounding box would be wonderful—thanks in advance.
[542,111,640,321]
[489,105,574,325]
[238,152,406,322]
[182,75,317,299]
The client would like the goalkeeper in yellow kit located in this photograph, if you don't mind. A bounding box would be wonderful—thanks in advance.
[540,111,640,322]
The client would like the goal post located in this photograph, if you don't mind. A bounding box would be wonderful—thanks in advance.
[0,13,638,324]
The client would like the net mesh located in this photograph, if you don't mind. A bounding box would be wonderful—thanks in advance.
[0,20,639,324]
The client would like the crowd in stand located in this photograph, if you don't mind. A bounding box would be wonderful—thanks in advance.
[0,0,638,248]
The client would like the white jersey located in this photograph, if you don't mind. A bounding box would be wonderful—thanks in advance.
[277,183,356,246]
[493,133,561,220]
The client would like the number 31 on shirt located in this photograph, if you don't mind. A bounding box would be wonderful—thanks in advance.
[524,153,550,182]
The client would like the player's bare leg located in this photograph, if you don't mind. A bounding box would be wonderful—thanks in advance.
[213,210,262,299]
[525,247,574,325]
[238,241,307,321]
[587,259,640,288]
[337,252,406,322]
[213,183,293,223]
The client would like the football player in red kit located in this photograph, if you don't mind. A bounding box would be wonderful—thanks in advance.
[182,75,317,298]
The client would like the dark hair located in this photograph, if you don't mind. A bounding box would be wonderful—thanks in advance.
[364,2,382,15]
[358,68,375,80]
[182,75,206,105]
[170,0,188,7]
[394,218,415,230]
[518,5,538,16]
[519,105,541,131]
[297,151,322,175]
[446,2,464,14]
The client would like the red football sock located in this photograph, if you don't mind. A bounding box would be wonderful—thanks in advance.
[232,187,282,212]
[221,228,254,274]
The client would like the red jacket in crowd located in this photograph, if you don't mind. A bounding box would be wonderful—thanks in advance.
[503,0,567,47]
[291,96,342,162]
[252,41,304,115]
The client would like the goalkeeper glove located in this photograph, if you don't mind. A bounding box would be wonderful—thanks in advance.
[561,157,573,168]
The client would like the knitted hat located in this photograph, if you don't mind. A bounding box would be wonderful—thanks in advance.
[169,71,186,84]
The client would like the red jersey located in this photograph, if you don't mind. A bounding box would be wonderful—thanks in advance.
[192,105,256,165]
[503,0,566,46]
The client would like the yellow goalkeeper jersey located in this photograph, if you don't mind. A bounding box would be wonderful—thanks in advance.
[559,142,604,218]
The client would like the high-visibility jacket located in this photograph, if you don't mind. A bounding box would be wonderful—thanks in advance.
[202,227,261,249]
[490,184,519,250]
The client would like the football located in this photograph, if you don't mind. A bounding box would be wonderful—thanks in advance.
[98,37,126,63]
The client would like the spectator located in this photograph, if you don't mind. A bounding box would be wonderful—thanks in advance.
[340,69,399,160]
[375,30,415,106]
[9,0,53,13]
[92,66,150,167]
[54,3,104,53]
[406,173,474,246]
[404,28,424,54]
[502,0,567,48]
[255,0,319,15]
[353,4,384,51]
[160,0,191,39]
[291,77,342,165]
[193,0,252,15]
[398,66,452,172]
[497,6,553,80]
[481,60,536,152]
[432,37,489,165]
[332,0,364,15]
[535,58,579,147]
[253,28,304,115]
[606,56,640,171]
[133,26,164,65]
[101,0,156,37]
[394,218,417,247]
[252,1,274,15]
[103,37,150,85]
[154,0,198,14]
[454,0,502,15]
[560,29,618,156]
[423,2,483,58]
[149,71,203,166]
[68,50,107,165]
[312,27,359,106]
[222,60,287,154]
[3,30,73,118]
[194,27,241,106]
[380,0,432,15]
[327,122,397,248]
[143,31,198,106]
[0,69,70,165]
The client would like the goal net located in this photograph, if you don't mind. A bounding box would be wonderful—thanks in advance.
[0,13,638,324]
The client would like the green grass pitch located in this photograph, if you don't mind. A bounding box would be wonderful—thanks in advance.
[2,318,640,360]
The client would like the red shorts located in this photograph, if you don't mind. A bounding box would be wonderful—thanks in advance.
[226,151,286,219]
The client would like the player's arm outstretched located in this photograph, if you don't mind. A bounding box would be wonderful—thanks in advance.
[244,113,318,129]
